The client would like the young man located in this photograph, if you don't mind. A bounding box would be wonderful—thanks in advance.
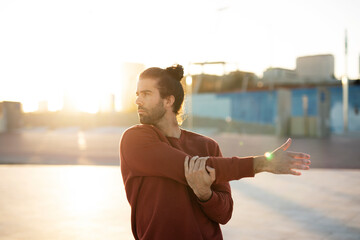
[119,65,311,240]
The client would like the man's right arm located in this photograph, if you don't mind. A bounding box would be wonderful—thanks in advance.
[120,126,255,185]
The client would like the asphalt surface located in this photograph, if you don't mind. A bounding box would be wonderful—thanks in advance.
[0,126,359,168]
[0,127,360,240]
[0,166,359,240]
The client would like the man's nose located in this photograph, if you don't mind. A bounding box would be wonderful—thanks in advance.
[135,96,142,106]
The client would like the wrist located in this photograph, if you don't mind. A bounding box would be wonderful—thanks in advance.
[196,189,213,202]
[253,155,268,174]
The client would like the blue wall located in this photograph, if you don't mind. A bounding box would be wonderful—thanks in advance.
[190,94,231,119]
[291,88,318,117]
[329,85,360,133]
[190,85,360,133]
[218,91,277,124]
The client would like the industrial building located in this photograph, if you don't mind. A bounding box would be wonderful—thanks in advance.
[296,54,336,83]
[262,54,337,86]
[262,68,301,86]
[0,101,23,133]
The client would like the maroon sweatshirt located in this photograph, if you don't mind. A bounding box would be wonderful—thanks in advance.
[119,124,255,240]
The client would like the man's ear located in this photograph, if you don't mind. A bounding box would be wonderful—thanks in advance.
[165,95,175,109]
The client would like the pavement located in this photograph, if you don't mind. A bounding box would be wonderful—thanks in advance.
[1,166,359,240]
[0,126,360,239]
[1,126,360,168]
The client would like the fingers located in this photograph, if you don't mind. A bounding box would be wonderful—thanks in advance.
[184,156,189,175]
[287,151,311,159]
[280,138,292,151]
[206,166,214,172]
[185,156,210,175]
[189,156,198,173]
[206,166,216,181]
[187,156,209,173]
[288,159,310,176]
[289,155,311,175]
[200,157,206,171]
[290,169,302,176]
[194,157,202,171]
[290,163,310,170]
[291,158,311,165]
[196,157,209,172]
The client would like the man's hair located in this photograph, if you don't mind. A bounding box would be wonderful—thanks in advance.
[139,64,184,115]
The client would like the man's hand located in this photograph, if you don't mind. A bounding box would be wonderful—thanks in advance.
[184,156,216,201]
[254,138,311,176]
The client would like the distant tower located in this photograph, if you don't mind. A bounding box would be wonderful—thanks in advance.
[0,101,22,133]
[345,29,348,77]
[38,100,48,112]
[342,29,349,133]
[62,92,76,112]
[110,94,115,113]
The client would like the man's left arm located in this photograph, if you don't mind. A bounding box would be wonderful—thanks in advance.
[185,156,233,224]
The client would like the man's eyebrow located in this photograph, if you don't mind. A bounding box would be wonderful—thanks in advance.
[136,90,152,95]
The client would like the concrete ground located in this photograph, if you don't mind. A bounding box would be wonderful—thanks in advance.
[0,127,360,239]
[1,126,360,168]
[1,166,359,240]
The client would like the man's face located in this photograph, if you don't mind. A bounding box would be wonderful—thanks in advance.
[135,78,166,124]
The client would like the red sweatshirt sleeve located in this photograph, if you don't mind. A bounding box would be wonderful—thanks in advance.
[120,125,255,185]
[197,144,233,224]
[197,185,233,224]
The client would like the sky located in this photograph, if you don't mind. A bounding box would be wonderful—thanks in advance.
[0,0,359,112]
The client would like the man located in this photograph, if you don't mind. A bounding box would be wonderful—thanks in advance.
[119,64,311,240]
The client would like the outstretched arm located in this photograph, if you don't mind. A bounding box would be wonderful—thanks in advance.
[184,138,311,198]
[120,126,254,185]
[121,126,311,186]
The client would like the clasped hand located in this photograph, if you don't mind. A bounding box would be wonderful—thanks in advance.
[184,156,215,201]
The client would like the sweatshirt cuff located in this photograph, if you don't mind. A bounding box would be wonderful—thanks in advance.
[234,156,255,178]
[197,190,219,208]
[247,157,256,178]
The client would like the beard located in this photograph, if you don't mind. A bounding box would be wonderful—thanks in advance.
[138,100,166,125]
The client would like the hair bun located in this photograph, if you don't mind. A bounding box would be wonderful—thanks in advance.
[165,64,184,82]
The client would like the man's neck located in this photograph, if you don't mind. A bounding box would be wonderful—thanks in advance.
[154,114,181,139]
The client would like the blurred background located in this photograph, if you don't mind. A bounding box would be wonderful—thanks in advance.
[1,0,359,239]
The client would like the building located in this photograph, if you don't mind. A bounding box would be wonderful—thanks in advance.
[0,101,23,133]
[262,67,302,86]
[99,94,116,113]
[296,54,336,83]
[190,71,258,93]
[262,54,337,87]
[62,92,76,112]
[38,100,49,112]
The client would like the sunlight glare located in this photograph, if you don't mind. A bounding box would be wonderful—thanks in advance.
[61,167,110,215]
[77,131,87,150]
[64,88,101,113]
